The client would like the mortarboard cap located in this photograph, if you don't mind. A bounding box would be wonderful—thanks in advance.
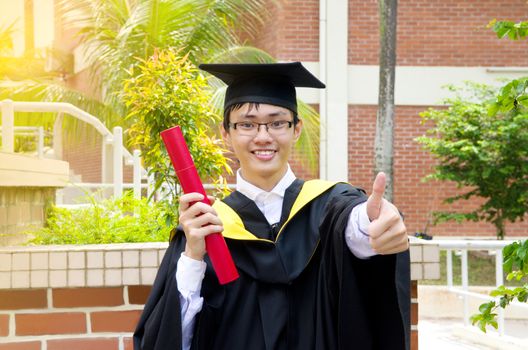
[199,62,325,114]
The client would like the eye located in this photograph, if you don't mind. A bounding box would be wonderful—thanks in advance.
[237,122,255,130]
[269,120,287,129]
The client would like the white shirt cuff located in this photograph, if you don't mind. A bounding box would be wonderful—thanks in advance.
[345,202,378,259]
[357,202,371,235]
[176,253,207,294]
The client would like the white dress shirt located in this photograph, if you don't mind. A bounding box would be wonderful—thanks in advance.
[177,166,376,349]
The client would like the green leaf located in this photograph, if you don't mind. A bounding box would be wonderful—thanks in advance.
[491,20,528,41]
[504,242,519,258]
[504,257,514,274]
[489,320,498,330]
[478,301,495,314]
[517,290,528,302]
[517,246,527,260]
[478,321,487,333]
[499,296,510,308]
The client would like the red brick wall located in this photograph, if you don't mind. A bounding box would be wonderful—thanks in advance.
[348,105,528,237]
[350,0,528,66]
[62,133,103,183]
[251,0,320,61]
[62,132,133,184]
[253,0,528,66]
[411,280,418,350]
[0,286,151,350]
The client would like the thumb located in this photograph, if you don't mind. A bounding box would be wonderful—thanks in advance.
[366,172,386,220]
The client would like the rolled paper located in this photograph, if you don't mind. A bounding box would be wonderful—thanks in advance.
[160,126,239,285]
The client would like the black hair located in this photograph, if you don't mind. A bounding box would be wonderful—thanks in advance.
[223,103,299,130]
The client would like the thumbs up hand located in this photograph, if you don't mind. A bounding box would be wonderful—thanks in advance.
[366,172,409,255]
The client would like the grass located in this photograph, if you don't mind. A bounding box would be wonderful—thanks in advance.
[420,250,524,287]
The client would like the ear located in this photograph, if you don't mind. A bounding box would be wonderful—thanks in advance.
[293,119,303,142]
[220,124,231,148]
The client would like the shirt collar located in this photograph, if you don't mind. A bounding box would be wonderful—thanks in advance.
[236,165,296,201]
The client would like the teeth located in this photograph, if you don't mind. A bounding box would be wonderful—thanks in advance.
[254,150,274,155]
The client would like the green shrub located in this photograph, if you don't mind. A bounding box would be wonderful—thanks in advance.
[122,49,231,207]
[416,81,528,239]
[28,192,175,245]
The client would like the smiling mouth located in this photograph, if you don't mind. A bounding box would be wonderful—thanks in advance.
[252,150,276,160]
[253,150,275,155]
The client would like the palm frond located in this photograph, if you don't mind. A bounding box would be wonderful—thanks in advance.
[180,0,268,62]
[296,101,320,174]
[0,21,17,55]
[204,45,275,64]
[0,79,119,141]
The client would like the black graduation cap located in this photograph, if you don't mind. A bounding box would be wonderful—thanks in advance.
[199,62,325,114]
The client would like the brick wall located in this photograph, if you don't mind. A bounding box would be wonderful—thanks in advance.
[251,0,528,69]
[250,0,320,61]
[0,188,55,246]
[61,131,134,184]
[0,244,164,350]
[0,242,438,350]
[350,0,528,66]
[61,133,103,184]
[411,280,418,350]
[0,286,149,350]
[253,0,528,66]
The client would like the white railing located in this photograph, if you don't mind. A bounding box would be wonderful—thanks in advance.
[1,99,149,199]
[0,125,49,158]
[420,238,528,336]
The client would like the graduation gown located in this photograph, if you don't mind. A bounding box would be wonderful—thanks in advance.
[134,180,410,350]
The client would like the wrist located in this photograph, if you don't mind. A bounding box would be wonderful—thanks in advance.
[184,246,205,261]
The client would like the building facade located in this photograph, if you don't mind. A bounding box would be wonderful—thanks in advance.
[247,0,528,238]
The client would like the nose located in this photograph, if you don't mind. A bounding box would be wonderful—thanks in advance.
[253,124,273,142]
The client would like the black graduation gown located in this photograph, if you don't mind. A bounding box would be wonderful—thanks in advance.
[134,180,410,350]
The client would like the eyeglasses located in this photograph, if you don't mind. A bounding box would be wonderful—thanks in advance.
[228,120,294,136]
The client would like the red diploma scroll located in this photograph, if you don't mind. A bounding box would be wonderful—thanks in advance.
[160,126,239,285]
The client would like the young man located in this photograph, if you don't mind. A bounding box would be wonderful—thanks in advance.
[134,62,410,350]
